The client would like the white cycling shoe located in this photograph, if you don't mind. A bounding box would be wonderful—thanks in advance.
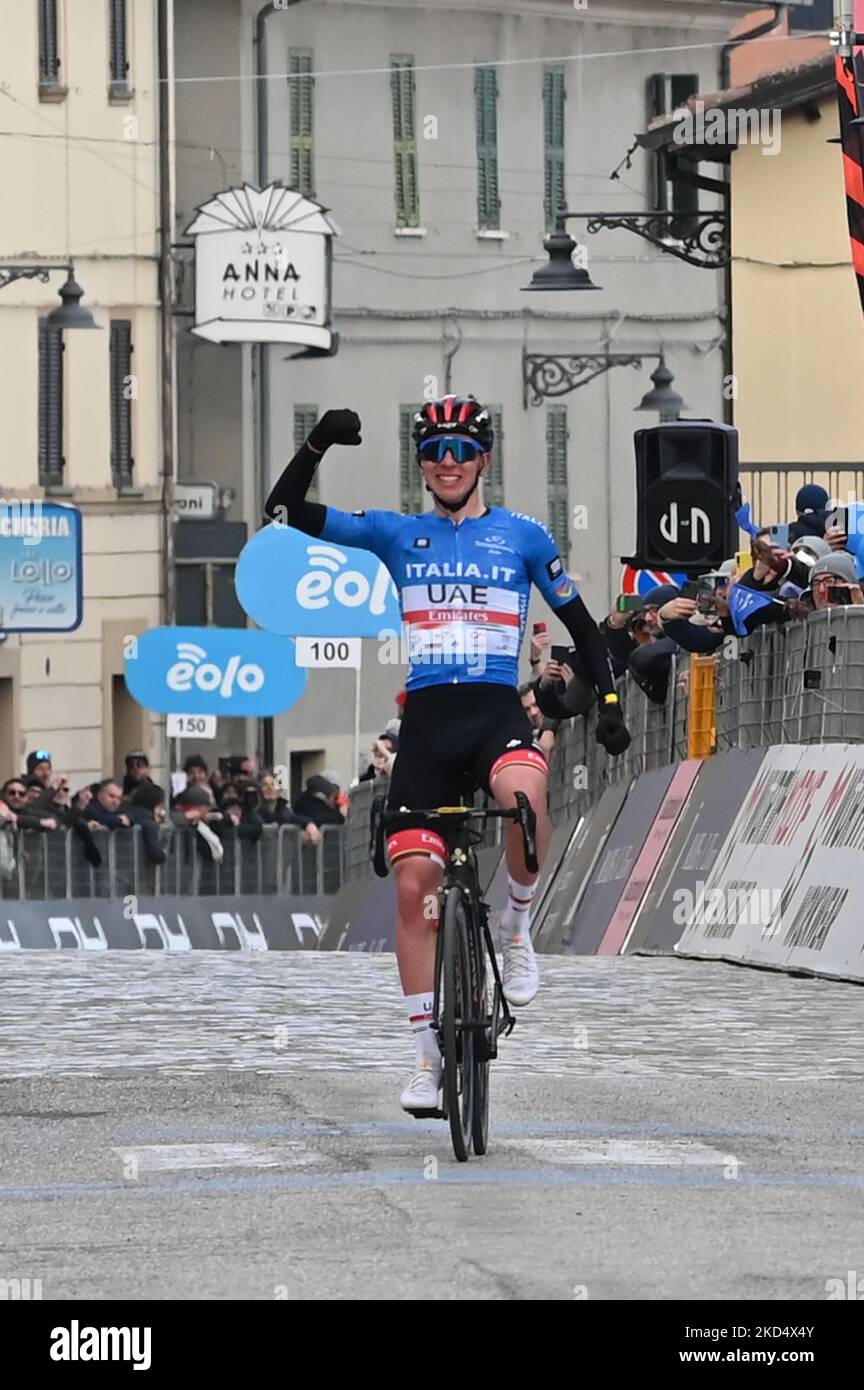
[502,931,540,1007]
[400,1061,442,1112]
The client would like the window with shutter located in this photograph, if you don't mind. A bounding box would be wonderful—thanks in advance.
[647,73,699,232]
[38,319,64,486]
[546,407,570,562]
[289,49,314,196]
[391,58,419,228]
[399,406,424,514]
[475,67,500,231]
[486,406,504,508]
[111,320,134,488]
[38,0,61,87]
[543,67,566,232]
[293,404,320,502]
[109,0,130,90]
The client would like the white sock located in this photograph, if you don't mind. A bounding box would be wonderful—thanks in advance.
[404,992,441,1071]
[499,875,538,943]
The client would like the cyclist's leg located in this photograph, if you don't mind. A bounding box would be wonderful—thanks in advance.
[385,695,463,1108]
[475,693,550,1005]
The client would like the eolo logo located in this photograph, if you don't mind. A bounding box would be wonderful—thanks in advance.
[166,642,265,697]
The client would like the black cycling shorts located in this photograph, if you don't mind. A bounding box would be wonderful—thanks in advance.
[386,683,546,821]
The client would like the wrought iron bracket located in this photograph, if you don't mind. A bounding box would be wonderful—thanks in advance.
[0,263,73,290]
[523,350,645,407]
[578,210,729,269]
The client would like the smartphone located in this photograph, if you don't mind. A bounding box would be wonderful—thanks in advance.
[696,589,718,617]
[826,586,853,606]
[616,594,644,614]
[681,580,702,600]
[768,524,790,549]
[550,645,573,666]
[532,621,548,636]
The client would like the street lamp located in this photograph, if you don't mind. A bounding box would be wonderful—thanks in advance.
[521,219,601,292]
[634,358,688,421]
[0,263,100,329]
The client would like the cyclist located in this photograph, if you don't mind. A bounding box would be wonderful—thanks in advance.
[265,398,631,1111]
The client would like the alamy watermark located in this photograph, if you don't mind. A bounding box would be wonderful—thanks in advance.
[673,101,781,157]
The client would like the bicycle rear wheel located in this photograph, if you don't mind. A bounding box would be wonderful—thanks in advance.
[440,887,474,1163]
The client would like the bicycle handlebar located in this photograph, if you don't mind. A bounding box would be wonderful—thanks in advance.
[371,792,539,877]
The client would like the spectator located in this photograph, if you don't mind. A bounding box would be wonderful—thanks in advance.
[218,794,264,843]
[70,785,99,825]
[6,777,62,830]
[33,775,75,828]
[788,484,831,544]
[790,535,832,570]
[170,784,226,862]
[173,755,215,809]
[25,750,53,786]
[215,778,241,807]
[257,771,321,842]
[519,681,558,760]
[23,775,46,807]
[620,584,680,705]
[0,779,30,828]
[600,601,645,678]
[122,750,152,798]
[127,782,168,865]
[533,653,593,722]
[86,779,132,831]
[293,774,346,828]
[358,734,398,783]
[809,552,864,610]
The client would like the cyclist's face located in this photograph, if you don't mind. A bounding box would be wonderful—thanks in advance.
[421,447,488,508]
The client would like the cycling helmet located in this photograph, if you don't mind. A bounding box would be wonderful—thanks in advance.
[412,395,494,452]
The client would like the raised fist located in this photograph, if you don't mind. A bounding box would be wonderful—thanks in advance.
[308,409,362,453]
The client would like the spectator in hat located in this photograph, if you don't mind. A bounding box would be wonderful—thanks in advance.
[788,484,831,544]
[122,750,152,798]
[809,551,864,610]
[172,754,215,809]
[25,751,53,787]
[170,784,226,862]
[127,782,169,864]
[292,774,346,829]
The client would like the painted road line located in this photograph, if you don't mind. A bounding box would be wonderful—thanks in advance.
[500,1138,732,1167]
[110,1141,322,1173]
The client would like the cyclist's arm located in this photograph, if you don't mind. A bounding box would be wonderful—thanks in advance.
[264,440,389,553]
[524,523,617,702]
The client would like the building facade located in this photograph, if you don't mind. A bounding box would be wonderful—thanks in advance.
[0,0,169,788]
[172,0,762,786]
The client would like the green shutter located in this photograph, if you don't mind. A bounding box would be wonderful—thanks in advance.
[543,66,566,232]
[648,73,699,223]
[399,405,424,514]
[391,57,419,228]
[38,319,64,485]
[294,404,320,501]
[486,406,504,508]
[475,66,500,231]
[38,0,60,84]
[110,319,134,488]
[109,0,129,85]
[546,406,569,562]
[289,49,314,196]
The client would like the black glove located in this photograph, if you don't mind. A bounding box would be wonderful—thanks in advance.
[596,700,631,757]
[308,409,362,453]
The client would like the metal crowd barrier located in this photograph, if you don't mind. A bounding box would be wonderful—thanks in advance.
[0,823,344,902]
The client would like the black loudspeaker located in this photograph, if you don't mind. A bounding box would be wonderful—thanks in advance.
[630,421,739,575]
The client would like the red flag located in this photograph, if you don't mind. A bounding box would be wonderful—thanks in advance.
[836,3,864,310]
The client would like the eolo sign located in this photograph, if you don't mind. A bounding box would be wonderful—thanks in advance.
[186,183,337,351]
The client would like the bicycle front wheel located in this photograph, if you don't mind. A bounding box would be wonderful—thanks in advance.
[440,887,474,1163]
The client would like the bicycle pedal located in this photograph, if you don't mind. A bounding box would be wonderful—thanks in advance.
[405,1107,446,1121]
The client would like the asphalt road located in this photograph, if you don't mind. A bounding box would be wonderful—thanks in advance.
[0,953,862,1300]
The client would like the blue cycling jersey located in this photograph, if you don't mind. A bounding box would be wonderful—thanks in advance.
[319,505,580,690]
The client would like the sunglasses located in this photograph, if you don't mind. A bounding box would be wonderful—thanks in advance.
[418,437,484,464]
[5,788,26,797]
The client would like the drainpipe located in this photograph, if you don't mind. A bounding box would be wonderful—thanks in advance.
[719,6,782,425]
[157,0,176,630]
